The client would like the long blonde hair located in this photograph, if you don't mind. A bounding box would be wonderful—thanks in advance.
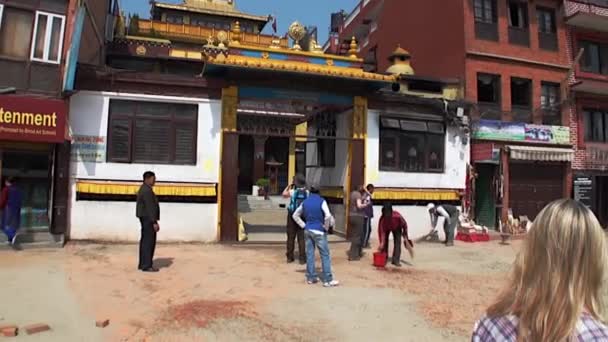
[487,199,608,341]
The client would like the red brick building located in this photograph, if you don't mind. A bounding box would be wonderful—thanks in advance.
[326,0,575,228]
[565,0,608,227]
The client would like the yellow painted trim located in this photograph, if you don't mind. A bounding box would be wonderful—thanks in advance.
[234,44,363,63]
[170,49,203,60]
[295,122,308,142]
[76,181,217,197]
[373,189,461,201]
[288,137,295,182]
[320,187,345,199]
[217,132,224,242]
[211,55,396,82]
[124,35,171,44]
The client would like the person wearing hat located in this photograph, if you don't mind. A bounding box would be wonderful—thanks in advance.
[427,203,460,246]
[292,183,340,287]
[282,174,308,264]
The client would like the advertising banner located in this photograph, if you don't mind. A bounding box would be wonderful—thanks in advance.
[0,95,67,143]
[473,120,570,145]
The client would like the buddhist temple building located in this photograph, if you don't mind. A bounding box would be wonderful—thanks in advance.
[68,0,470,243]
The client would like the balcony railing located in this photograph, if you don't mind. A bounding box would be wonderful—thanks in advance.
[136,20,289,48]
[477,103,503,120]
[584,143,608,169]
[475,21,499,41]
[508,27,530,47]
[565,0,608,31]
[539,32,558,51]
[511,105,533,123]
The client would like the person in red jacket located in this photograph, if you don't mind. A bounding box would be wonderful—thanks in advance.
[377,203,414,266]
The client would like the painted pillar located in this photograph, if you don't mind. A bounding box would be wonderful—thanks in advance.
[346,96,368,237]
[288,122,308,181]
[288,137,296,183]
[253,136,267,182]
[219,86,239,242]
[500,147,510,225]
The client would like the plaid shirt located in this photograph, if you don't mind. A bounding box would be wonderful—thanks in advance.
[472,313,608,341]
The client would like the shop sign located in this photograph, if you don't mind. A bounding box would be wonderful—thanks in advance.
[0,95,67,143]
[473,120,570,145]
[573,175,593,208]
[71,135,106,162]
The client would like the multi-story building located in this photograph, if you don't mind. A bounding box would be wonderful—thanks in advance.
[565,0,608,227]
[327,0,575,228]
[0,0,109,245]
[68,0,470,243]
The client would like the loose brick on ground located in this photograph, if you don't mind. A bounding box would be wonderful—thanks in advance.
[96,319,110,328]
[1,325,18,337]
[24,323,50,335]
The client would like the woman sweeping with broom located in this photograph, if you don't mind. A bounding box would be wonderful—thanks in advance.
[377,203,414,267]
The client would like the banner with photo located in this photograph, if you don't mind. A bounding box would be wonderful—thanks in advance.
[473,120,570,145]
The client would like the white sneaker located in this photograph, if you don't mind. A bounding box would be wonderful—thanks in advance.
[306,278,319,285]
[10,233,18,245]
[323,280,340,288]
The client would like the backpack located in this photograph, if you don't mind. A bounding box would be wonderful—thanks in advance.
[288,188,308,213]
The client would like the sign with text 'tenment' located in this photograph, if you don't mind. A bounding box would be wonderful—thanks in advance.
[0,95,67,143]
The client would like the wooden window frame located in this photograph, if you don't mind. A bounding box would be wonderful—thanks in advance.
[107,100,198,165]
[508,1,530,47]
[477,73,501,106]
[537,6,558,51]
[583,109,608,143]
[474,0,499,41]
[540,81,561,125]
[31,11,66,64]
[379,118,446,174]
[580,40,608,75]
[511,77,533,123]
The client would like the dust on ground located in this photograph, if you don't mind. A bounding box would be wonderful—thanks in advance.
[0,240,520,341]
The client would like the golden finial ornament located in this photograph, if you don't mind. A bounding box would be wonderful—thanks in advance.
[216,30,228,48]
[288,21,306,51]
[269,37,281,49]
[205,34,216,48]
[231,21,241,45]
[348,36,358,58]
[310,39,323,54]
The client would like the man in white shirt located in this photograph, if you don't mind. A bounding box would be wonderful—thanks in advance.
[292,184,339,288]
[427,203,460,247]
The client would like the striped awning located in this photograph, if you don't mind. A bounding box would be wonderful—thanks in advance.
[507,145,573,162]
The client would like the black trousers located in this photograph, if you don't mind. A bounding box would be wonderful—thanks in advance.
[138,218,157,270]
[444,213,459,244]
[286,213,305,262]
[348,216,365,260]
[381,229,402,264]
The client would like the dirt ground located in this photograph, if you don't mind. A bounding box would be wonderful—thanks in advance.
[0,239,520,341]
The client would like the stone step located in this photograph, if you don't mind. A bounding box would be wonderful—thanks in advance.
[0,231,63,250]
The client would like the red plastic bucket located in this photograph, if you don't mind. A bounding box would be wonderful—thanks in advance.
[373,252,387,267]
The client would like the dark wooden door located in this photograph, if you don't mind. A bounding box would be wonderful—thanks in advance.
[509,163,563,220]
[220,133,239,242]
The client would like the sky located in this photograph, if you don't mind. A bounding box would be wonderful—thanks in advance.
[120,0,359,44]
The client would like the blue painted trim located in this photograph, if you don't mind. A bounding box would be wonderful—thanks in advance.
[239,86,352,105]
[63,6,85,92]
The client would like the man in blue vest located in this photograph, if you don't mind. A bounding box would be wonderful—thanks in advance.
[292,183,339,287]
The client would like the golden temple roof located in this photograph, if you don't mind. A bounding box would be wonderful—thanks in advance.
[208,54,396,82]
[153,1,269,23]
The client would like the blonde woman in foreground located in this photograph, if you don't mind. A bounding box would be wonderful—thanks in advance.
[472,199,608,341]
